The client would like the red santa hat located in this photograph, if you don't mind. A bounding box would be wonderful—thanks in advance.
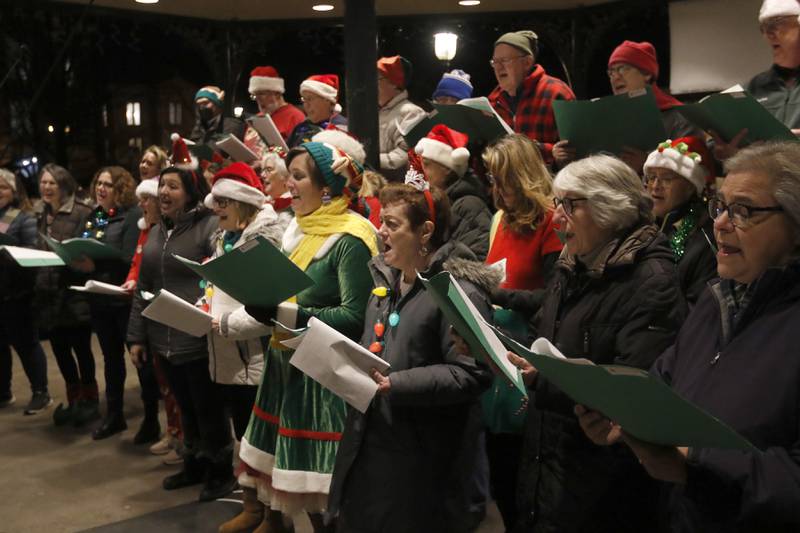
[415,124,471,177]
[644,137,714,194]
[170,133,198,170]
[377,55,412,89]
[249,66,285,94]
[203,162,266,209]
[300,74,339,103]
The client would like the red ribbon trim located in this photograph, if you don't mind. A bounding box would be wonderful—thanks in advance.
[252,405,342,441]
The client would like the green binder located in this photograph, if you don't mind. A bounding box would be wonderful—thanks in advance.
[552,88,667,157]
[173,236,314,307]
[42,235,123,263]
[492,327,755,451]
[402,97,513,148]
[677,87,796,145]
[419,271,528,396]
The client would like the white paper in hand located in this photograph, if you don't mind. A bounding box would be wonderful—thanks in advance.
[288,317,390,413]
[69,280,130,297]
[142,289,212,337]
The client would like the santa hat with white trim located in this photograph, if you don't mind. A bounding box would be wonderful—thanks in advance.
[203,162,266,209]
[415,124,471,177]
[300,74,343,114]
[249,66,285,94]
[170,133,198,170]
[644,137,713,194]
[136,177,159,199]
[312,127,366,165]
[759,0,800,22]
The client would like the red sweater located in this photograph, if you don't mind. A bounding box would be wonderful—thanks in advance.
[125,226,151,285]
[486,209,563,291]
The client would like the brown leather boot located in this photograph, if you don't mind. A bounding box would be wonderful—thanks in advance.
[218,487,264,533]
[251,510,294,533]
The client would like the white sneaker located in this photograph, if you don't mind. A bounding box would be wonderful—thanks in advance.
[162,449,183,465]
[149,435,172,455]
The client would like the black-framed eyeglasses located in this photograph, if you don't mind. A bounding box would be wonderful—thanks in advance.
[553,196,587,216]
[212,196,230,208]
[490,55,527,68]
[643,173,679,187]
[606,64,633,78]
[708,197,784,229]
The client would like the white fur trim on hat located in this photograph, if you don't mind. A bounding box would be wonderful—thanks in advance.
[249,75,285,95]
[312,130,366,165]
[300,79,338,103]
[644,148,707,194]
[415,138,470,177]
[135,178,159,199]
[759,0,800,22]
[203,178,266,209]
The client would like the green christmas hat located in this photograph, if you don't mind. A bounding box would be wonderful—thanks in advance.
[302,141,364,197]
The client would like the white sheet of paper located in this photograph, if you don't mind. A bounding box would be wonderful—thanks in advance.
[488,257,507,284]
[0,245,65,267]
[449,278,521,381]
[530,337,568,360]
[69,280,130,297]
[142,289,212,337]
[288,317,390,413]
[248,115,289,152]
[215,135,259,163]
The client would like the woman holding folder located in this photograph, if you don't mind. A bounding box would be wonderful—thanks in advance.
[577,142,800,533]
[229,142,376,533]
[506,154,687,532]
[126,141,235,502]
[34,164,96,424]
[71,166,142,440]
[327,175,495,533]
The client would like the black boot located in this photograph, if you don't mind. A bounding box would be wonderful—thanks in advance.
[92,411,127,440]
[133,401,161,445]
[198,449,236,502]
[163,452,207,491]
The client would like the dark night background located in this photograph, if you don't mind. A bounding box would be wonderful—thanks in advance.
[0,0,671,188]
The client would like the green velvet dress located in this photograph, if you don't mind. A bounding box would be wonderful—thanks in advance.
[239,233,372,514]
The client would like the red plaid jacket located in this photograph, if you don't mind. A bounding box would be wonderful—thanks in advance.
[489,65,575,162]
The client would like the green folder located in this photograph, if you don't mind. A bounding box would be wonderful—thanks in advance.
[491,327,755,451]
[677,89,796,145]
[42,234,123,263]
[0,245,65,267]
[552,88,667,157]
[419,271,528,396]
[173,236,314,307]
[402,97,513,148]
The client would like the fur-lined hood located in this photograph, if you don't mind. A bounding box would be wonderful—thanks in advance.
[369,240,502,292]
[209,203,288,254]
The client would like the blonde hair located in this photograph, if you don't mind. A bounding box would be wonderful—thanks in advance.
[359,170,387,197]
[230,199,260,229]
[143,145,169,170]
[483,134,553,232]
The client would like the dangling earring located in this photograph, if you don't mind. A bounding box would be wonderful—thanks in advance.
[321,189,331,205]
[419,245,429,257]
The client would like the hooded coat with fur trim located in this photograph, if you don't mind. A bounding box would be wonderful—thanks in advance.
[208,205,288,385]
[328,241,498,533]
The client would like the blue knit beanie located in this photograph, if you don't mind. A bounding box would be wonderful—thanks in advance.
[432,70,473,101]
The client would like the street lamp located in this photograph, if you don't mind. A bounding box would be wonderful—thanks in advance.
[434,32,458,68]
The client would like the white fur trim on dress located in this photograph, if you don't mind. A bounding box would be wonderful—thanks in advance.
[240,436,276,477]
[644,148,706,194]
[204,178,266,209]
[249,75,285,94]
[300,79,338,103]
[415,137,470,177]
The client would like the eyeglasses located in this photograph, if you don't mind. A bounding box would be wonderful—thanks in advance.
[606,64,633,78]
[249,91,275,101]
[212,196,230,208]
[708,197,784,229]
[553,196,587,216]
[643,173,679,186]
[490,55,526,68]
[760,15,798,35]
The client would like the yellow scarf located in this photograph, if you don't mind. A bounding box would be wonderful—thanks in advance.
[289,196,379,272]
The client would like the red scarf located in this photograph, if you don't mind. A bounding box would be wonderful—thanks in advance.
[652,84,683,111]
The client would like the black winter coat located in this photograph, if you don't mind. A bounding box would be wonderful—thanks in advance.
[652,261,800,533]
[517,223,688,533]
[126,208,217,364]
[447,171,492,261]
[328,242,496,533]
[85,205,141,308]
[0,206,38,302]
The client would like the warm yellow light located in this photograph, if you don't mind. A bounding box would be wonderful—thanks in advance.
[434,32,458,61]
[312,4,334,11]
[47,125,55,133]
[135,0,159,4]
[459,0,481,5]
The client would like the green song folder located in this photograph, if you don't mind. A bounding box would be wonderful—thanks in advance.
[42,234,123,263]
[419,271,528,396]
[492,327,755,451]
[173,236,314,307]
[402,97,513,148]
[552,88,667,157]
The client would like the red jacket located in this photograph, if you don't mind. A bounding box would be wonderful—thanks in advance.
[488,65,575,162]
[125,226,151,285]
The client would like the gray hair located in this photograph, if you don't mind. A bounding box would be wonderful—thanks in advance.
[262,152,288,176]
[554,154,653,231]
[724,141,800,243]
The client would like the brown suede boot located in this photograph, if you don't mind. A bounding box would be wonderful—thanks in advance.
[218,487,264,533]
[251,510,294,533]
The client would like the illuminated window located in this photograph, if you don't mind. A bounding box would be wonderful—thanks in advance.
[101,105,109,128]
[125,102,142,126]
[129,137,143,151]
[168,102,182,125]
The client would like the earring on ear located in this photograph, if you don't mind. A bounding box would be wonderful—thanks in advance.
[419,245,430,257]
[322,190,332,205]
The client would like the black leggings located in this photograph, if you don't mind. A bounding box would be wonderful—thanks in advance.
[50,325,96,387]
[90,302,130,415]
[215,383,257,441]
[0,298,48,395]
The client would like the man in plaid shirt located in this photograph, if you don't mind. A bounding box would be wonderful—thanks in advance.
[488,30,575,164]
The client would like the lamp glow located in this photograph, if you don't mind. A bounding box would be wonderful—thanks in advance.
[233,106,244,118]
[458,0,481,5]
[434,32,458,62]
[135,0,160,4]
[312,4,334,11]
